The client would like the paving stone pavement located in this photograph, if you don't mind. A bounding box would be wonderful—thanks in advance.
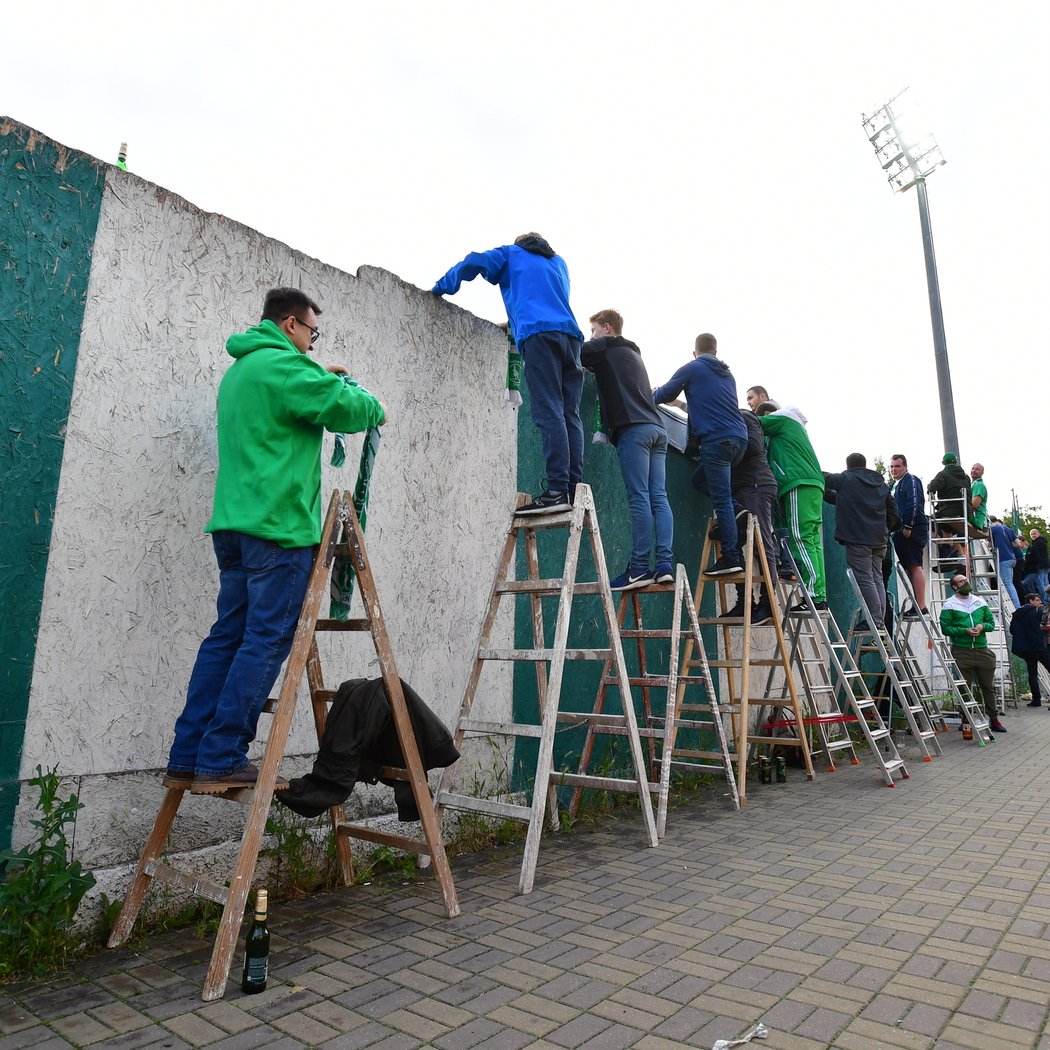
[4,707,1050,1049]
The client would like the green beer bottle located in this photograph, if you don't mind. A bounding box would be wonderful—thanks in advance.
[241,889,270,994]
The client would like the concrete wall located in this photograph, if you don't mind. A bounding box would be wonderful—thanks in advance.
[2,120,518,875]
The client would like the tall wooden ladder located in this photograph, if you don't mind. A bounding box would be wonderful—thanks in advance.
[891,563,993,744]
[683,513,814,804]
[567,564,739,838]
[108,491,459,1000]
[844,568,941,761]
[431,483,658,894]
[762,562,910,787]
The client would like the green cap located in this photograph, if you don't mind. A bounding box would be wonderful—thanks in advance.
[942,452,958,464]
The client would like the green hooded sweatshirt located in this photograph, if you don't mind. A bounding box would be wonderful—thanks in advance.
[205,319,385,548]
[757,413,824,498]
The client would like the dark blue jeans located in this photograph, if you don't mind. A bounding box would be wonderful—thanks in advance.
[167,531,314,777]
[520,331,584,495]
[691,436,747,559]
[616,423,674,571]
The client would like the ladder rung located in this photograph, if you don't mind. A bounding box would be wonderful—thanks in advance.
[619,629,674,639]
[435,791,531,821]
[315,618,371,631]
[556,712,628,728]
[479,647,612,661]
[670,750,730,762]
[708,659,786,668]
[335,823,430,855]
[496,579,603,596]
[606,676,672,688]
[512,509,575,528]
[458,719,543,738]
[144,861,229,906]
[747,735,807,746]
[554,772,650,793]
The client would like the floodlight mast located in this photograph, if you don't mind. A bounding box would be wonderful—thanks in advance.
[863,89,959,459]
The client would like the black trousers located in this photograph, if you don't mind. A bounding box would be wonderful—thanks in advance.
[1018,649,1050,701]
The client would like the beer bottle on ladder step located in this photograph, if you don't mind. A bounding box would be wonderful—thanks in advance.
[241,889,270,994]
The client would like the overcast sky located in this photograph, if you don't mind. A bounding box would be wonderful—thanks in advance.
[5,1,1048,515]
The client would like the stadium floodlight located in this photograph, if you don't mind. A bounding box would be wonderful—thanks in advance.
[862,88,958,457]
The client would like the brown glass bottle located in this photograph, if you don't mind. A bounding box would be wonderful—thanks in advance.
[241,889,270,994]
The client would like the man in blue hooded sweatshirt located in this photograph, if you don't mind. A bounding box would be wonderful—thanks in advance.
[653,333,748,576]
[432,236,588,518]
[433,233,584,515]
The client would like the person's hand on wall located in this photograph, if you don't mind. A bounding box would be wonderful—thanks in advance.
[326,363,350,375]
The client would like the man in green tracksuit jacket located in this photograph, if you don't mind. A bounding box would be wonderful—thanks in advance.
[939,573,1008,733]
[755,404,826,604]
[166,288,387,793]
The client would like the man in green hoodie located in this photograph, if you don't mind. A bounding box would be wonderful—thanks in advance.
[165,288,387,793]
[755,402,827,605]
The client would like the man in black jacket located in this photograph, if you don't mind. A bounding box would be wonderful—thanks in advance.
[824,453,901,629]
[927,452,973,565]
[1010,593,1050,706]
[582,309,674,590]
[1023,529,1050,601]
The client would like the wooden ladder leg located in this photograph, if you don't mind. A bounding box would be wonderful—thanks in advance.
[306,639,355,885]
[107,787,184,947]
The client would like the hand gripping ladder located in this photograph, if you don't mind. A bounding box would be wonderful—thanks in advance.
[845,569,941,761]
[431,483,658,894]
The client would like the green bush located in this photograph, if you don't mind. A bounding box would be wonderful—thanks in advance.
[0,767,96,977]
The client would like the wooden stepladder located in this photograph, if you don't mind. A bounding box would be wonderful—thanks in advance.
[685,514,815,803]
[568,565,739,837]
[108,491,458,1001]
[432,483,658,894]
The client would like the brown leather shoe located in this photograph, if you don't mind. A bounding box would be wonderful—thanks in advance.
[162,769,195,790]
[191,763,289,794]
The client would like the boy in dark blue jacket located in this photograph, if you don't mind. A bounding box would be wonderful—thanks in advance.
[653,334,748,576]
[433,233,584,515]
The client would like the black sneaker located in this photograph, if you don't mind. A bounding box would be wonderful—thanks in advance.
[752,602,776,626]
[1027,700,1042,708]
[610,567,654,591]
[813,600,829,610]
[990,720,1008,733]
[703,555,744,577]
[716,599,748,620]
[902,606,922,619]
[516,491,571,516]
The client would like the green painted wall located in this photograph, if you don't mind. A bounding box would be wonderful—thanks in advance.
[510,375,856,791]
[0,120,105,850]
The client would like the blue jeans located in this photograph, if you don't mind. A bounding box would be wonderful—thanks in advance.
[691,436,747,559]
[167,531,314,777]
[999,558,1020,608]
[1023,570,1049,603]
[616,423,674,571]
[520,331,584,495]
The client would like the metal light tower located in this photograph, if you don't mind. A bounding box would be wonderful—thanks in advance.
[862,89,958,457]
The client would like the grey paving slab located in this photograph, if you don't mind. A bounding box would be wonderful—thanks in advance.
[10,706,1050,1048]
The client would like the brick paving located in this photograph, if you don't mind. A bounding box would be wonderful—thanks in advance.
[4,707,1050,1049]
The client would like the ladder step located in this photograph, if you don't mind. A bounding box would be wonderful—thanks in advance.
[435,791,531,821]
[494,580,603,596]
[554,772,650,793]
[619,628,674,639]
[511,509,575,528]
[144,861,230,906]
[315,618,371,631]
[479,647,612,661]
[605,675,672,688]
[458,719,543,738]
[556,712,628,728]
[748,735,807,746]
[670,750,733,762]
[708,658,786,668]
[335,823,430,855]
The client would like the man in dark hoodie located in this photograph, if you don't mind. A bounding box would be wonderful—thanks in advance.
[582,310,674,590]
[433,233,584,515]
[653,333,748,576]
[927,452,972,565]
[823,453,901,629]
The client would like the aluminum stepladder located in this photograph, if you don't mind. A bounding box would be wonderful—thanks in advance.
[927,490,1012,714]
[567,564,739,838]
[680,513,814,804]
[432,483,658,894]
[969,537,1017,710]
[844,568,941,762]
[108,491,459,1000]
[892,561,993,745]
[760,553,910,786]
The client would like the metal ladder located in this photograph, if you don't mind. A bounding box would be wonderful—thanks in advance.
[927,490,1013,713]
[892,562,993,744]
[845,568,941,761]
[569,564,739,837]
[761,562,909,786]
[432,483,658,894]
[969,538,1018,710]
